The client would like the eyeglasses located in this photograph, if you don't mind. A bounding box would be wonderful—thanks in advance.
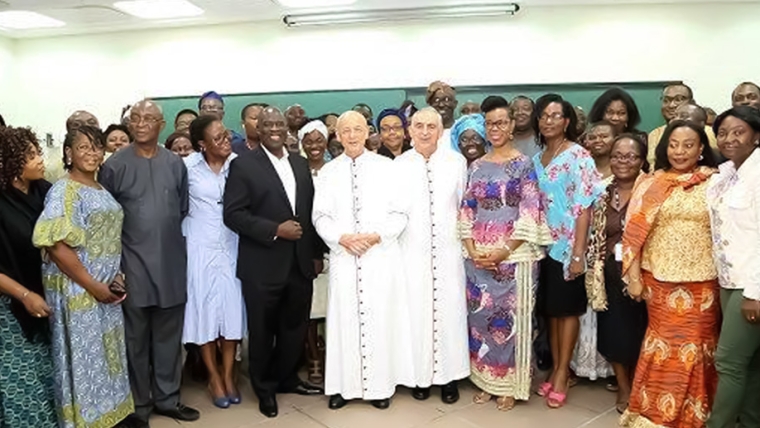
[211,131,231,145]
[662,95,689,105]
[200,105,223,113]
[539,112,564,123]
[611,153,641,163]
[129,115,162,127]
[380,125,404,134]
[459,135,484,145]
[432,96,454,104]
[485,120,510,130]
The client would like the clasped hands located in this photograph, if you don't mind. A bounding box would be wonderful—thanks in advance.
[339,233,381,257]
[470,248,511,271]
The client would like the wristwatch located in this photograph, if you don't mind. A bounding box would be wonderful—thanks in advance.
[572,255,582,263]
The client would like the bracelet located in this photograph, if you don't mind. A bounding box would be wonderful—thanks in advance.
[572,255,583,262]
[20,290,29,301]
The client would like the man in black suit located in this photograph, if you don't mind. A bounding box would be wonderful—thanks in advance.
[223,107,324,418]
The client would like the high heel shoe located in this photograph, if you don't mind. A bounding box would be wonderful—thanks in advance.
[208,386,230,409]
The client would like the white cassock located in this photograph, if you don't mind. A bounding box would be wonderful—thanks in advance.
[313,151,415,400]
[396,147,470,388]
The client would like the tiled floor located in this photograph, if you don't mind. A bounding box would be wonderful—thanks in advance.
[149,378,621,428]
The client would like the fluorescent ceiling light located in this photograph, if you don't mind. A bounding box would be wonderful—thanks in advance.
[283,3,520,27]
[0,11,65,30]
[277,0,357,7]
[114,0,204,20]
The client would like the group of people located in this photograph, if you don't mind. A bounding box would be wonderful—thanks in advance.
[0,79,759,428]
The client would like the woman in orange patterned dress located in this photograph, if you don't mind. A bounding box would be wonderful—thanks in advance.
[620,121,720,428]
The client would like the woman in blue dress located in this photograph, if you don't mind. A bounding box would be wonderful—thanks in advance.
[182,115,246,408]
[33,126,133,428]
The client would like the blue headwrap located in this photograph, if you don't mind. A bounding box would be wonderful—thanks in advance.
[198,91,224,109]
[451,114,487,153]
[375,108,408,131]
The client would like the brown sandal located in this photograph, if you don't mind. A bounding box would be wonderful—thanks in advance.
[473,391,492,404]
[308,360,324,384]
[496,396,516,411]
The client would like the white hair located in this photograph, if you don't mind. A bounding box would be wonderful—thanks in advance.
[411,106,443,128]
[336,110,367,131]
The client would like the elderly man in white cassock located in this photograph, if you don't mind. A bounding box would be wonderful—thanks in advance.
[313,110,415,410]
[396,107,469,404]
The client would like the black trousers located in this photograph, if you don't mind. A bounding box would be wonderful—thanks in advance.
[242,268,312,399]
[122,301,185,421]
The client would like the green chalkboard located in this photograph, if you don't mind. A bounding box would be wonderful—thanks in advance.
[153,82,671,144]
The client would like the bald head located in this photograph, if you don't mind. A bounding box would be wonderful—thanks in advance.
[128,99,165,146]
[285,104,307,133]
[258,107,288,154]
[673,103,707,128]
[66,110,99,133]
[336,111,369,159]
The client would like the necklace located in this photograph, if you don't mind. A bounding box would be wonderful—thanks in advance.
[613,185,620,210]
[549,139,568,162]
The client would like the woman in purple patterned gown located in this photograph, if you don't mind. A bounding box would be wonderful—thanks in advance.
[460,96,552,411]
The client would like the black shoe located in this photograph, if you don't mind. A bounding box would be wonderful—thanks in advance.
[117,415,149,428]
[441,381,460,404]
[371,399,390,409]
[328,394,347,410]
[154,403,200,422]
[258,396,278,418]
[412,387,431,401]
[281,380,324,396]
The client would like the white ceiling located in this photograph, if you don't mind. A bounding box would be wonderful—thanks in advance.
[0,0,755,38]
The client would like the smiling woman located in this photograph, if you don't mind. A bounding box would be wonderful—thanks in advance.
[33,125,134,428]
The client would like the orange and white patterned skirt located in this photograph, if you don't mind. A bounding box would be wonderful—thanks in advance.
[620,271,719,428]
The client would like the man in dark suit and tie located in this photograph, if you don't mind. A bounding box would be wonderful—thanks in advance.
[223,107,324,418]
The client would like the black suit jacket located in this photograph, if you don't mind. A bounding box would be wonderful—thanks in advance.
[223,147,319,284]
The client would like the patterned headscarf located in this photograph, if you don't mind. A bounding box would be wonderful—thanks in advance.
[198,91,223,108]
[450,114,487,153]
[375,108,408,131]
[426,81,456,104]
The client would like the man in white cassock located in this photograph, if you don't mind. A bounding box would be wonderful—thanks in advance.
[312,111,415,410]
[396,107,469,404]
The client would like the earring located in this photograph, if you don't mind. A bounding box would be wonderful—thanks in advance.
[699,154,704,161]
[65,157,71,166]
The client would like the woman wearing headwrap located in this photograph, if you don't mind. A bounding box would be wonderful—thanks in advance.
[461,96,552,411]
[298,120,331,384]
[376,109,412,160]
[451,114,489,166]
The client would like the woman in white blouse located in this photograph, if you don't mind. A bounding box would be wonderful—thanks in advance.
[182,115,246,409]
[706,106,760,428]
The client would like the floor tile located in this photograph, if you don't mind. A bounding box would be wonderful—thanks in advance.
[241,410,329,428]
[448,394,600,428]
[169,375,620,428]
[302,394,443,428]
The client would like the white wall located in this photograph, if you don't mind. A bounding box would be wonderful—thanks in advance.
[0,35,16,124]
[7,1,760,138]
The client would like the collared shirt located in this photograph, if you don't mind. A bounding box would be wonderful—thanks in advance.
[707,149,760,300]
[263,146,296,214]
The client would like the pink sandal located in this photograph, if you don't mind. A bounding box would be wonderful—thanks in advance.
[537,382,553,397]
[546,390,567,408]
